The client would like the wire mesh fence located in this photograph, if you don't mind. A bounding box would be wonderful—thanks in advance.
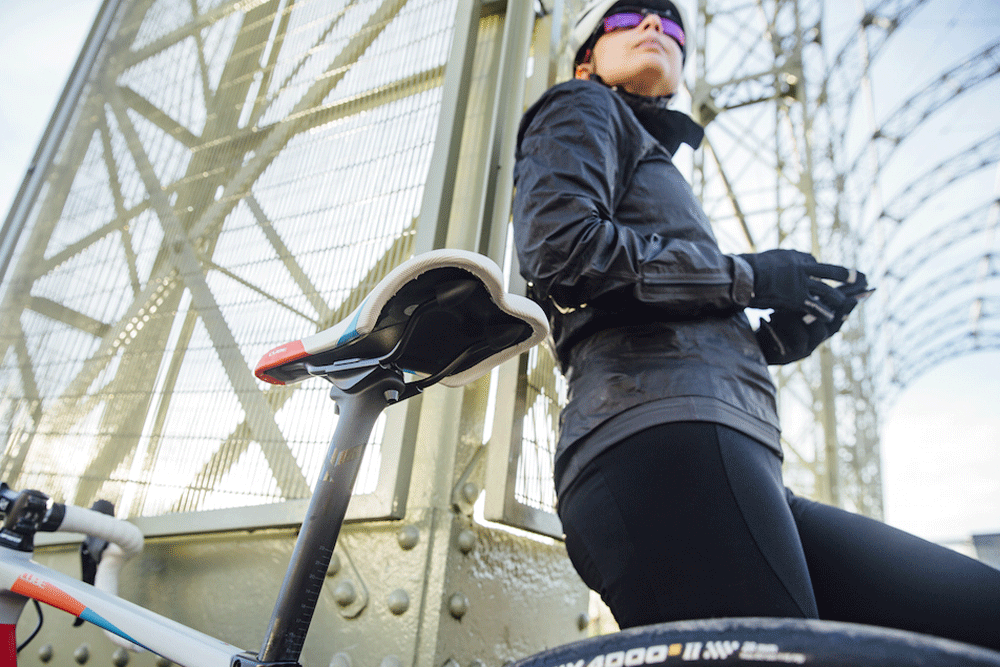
[0,0,459,517]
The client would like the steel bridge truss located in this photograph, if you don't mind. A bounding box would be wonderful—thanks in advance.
[0,0,462,518]
[689,0,999,516]
[1,0,996,536]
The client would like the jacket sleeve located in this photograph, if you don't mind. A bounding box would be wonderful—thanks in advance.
[512,83,754,316]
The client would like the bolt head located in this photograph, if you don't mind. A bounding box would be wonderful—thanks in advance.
[448,592,469,619]
[461,482,479,504]
[456,529,476,554]
[330,652,352,667]
[397,525,420,550]
[387,589,410,615]
[73,644,90,665]
[333,580,357,606]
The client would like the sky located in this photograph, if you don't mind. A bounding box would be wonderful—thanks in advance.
[0,0,997,550]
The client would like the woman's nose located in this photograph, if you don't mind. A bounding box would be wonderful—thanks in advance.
[639,13,664,33]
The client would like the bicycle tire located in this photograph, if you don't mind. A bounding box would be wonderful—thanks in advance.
[510,618,1000,666]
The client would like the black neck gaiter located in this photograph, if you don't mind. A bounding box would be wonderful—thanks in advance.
[592,75,705,155]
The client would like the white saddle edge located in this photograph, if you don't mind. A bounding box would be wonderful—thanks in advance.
[259,249,548,387]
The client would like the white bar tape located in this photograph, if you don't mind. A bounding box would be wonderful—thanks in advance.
[59,505,144,559]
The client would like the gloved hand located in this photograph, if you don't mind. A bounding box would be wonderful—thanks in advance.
[755,276,867,364]
[756,310,831,365]
[739,249,856,322]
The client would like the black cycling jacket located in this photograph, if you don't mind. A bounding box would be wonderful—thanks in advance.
[512,79,781,493]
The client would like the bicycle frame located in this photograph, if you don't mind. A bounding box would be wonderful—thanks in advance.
[0,548,239,665]
[0,249,550,666]
[0,365,402,667]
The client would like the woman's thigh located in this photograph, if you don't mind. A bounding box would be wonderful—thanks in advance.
[558,422,817,628]
[789,495,1000,650]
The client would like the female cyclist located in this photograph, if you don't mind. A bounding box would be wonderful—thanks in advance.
[512,0,1000,650]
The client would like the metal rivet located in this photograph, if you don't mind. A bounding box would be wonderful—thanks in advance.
[112,647,130,667]
[397,525,419,550]
[333,580,357,606]
[448,593,469,619]
[38,644,53,663]
[73,644,90,664]
[330,652,352,667]
[387,589,410,615]
[577,612,589,631]
[326,553,342,576]
[461,482,479,504]
[456,529,476,554]
[381,656,403,667]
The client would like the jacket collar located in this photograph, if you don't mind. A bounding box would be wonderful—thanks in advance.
[592,75,704,154]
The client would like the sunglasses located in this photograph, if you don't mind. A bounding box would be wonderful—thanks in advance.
[601,9,685,48]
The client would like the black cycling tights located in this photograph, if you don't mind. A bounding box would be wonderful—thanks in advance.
[557,422,1000,650]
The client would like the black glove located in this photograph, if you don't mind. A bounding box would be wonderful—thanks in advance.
[739,249,855,322]
[756,278,865,365]
[756,310,830,364]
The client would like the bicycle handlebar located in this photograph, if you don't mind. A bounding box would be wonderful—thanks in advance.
[1,485,146,651]
[58,503,144,600]
[46,502,145,651]
[0,484,144,599]
[58,504,144,560]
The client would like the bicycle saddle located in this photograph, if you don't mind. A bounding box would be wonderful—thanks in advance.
[255,249,548,391]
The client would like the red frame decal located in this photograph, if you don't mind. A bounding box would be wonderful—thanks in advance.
[11,574,85,617]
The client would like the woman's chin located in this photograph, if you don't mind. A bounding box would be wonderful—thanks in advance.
[616,62,679,97]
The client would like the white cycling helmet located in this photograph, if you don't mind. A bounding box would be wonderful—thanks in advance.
[571,0,693,66]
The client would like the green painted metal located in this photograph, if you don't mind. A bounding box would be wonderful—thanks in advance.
[4,1,592,665]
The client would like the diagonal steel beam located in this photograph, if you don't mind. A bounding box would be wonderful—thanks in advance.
[0,94,108,361]
[109,88,312,499]
[183,0,411,248]
[118,86,201,149]
[246,0,299,129]
[117,304,202,517]
[35,200,150,276]
[702,135,756,249]
[167,219,416,512]
[25,297,110,339]
[0,332,44,484]
[98,114,144,295]
[114,0,265,73]
[244,194,331,323]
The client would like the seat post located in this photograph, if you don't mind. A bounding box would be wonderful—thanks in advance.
[256,366,406,666]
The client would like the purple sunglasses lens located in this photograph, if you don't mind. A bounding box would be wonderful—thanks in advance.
[662,20,685,46]
[601,11,686,47]
[603,12,644,32]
